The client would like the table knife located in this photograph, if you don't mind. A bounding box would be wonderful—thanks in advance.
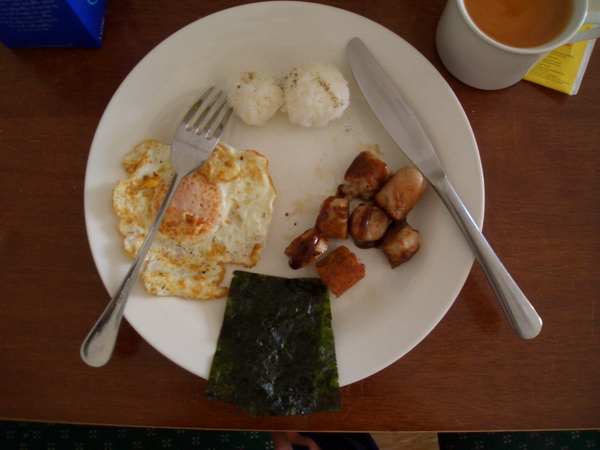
[347,37,542,339]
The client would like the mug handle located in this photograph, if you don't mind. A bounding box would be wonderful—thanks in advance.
[566,0,600,44]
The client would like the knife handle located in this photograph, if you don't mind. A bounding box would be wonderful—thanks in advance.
[433,175,542,339]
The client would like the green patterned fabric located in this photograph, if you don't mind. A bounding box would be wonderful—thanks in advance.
[438,430,599,449]
[1,421,598,449]
[0,421,273,449]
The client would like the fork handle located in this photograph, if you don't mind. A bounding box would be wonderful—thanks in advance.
[80,173,184,367]
[432,175,542,339]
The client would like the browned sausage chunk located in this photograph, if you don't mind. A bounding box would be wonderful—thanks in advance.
[380,222,420,268]
[315,196,349,239]
[285,228,329,269]
[348,203,390,248]
[374,166,427,222]
[316,246,366,297]
[338,151,392,200]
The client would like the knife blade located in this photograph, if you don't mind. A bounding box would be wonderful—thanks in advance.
[347,37,542,339]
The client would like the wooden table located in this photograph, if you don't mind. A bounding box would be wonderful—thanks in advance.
[1,0,598,432]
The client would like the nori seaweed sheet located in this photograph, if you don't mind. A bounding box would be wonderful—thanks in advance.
[206,270,340,417]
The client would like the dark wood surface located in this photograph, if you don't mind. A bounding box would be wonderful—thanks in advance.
[1,0,598,432]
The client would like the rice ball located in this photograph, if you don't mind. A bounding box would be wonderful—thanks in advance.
[227,71,284,127]
[282,62,350,127]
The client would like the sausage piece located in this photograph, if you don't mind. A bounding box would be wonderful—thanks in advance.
[316,246,366,297]
[380,222,420,268]
[348,203,390,248]
[374,166,427,222]
[285,228,329,269]
[315,196,349,239]
[338,151,392,200]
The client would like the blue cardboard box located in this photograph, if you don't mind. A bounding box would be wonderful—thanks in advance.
[0,0,107,48]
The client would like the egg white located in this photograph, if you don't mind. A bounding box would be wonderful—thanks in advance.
[112,139,276,300]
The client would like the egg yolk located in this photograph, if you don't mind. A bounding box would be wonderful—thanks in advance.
[152,171,223,245]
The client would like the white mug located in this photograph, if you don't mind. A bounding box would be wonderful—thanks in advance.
[436,0,600,90]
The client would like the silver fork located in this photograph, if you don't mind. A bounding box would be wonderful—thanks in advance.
[81,87,233,367]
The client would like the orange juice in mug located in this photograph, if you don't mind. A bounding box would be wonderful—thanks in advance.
[436,0,600,89]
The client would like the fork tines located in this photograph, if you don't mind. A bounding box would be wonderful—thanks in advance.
[184,87,233,139]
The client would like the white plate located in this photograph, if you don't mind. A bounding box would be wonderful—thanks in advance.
[84,1,483,387]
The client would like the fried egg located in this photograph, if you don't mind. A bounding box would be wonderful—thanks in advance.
[112,139,276,300]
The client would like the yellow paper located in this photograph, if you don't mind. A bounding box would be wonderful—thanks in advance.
[524,25,596,95]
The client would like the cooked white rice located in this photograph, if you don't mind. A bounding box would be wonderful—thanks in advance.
[227,71,284,127]
[282,62,350,127]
